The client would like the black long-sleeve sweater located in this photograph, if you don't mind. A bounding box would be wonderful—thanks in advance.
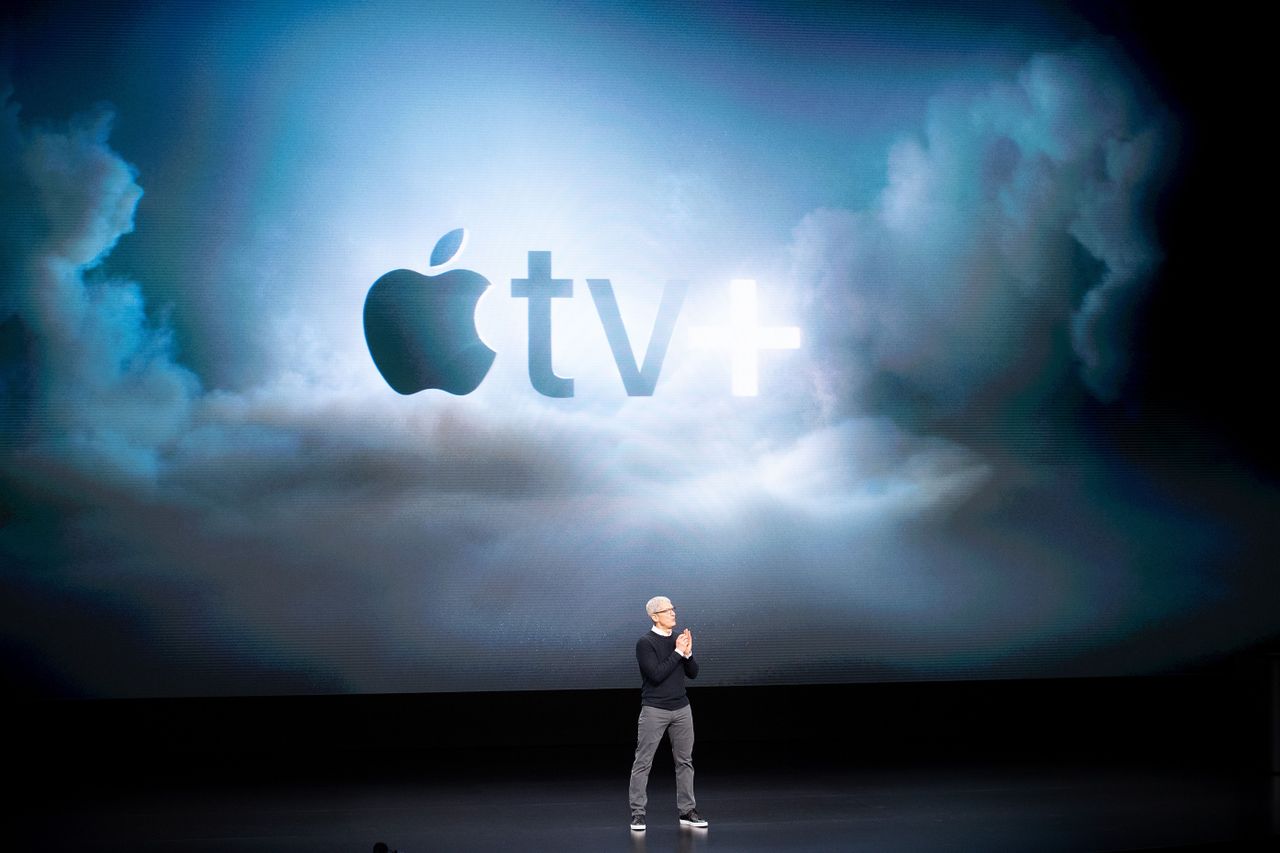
[636,630,699,710]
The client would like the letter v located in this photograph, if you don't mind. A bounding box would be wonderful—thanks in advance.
[586,280,688,396]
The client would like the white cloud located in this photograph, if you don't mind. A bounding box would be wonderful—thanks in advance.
[792,43,1170,414]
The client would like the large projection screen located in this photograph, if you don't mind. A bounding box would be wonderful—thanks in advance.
[2,1,1275,698]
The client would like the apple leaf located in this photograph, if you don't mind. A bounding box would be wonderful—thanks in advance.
[430,228,467,267]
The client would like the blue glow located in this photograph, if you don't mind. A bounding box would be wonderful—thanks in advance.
[2,1,1274,698]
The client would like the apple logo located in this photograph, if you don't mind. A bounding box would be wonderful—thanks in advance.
[363,228,496,395]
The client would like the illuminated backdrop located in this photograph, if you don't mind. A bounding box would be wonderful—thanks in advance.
[1,1,1274,697]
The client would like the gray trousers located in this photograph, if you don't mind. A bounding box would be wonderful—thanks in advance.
[628,703,696,814]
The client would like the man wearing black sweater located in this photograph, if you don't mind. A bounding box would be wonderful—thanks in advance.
[628,595,707,832]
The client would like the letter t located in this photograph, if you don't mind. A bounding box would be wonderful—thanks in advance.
[512,251,574,397]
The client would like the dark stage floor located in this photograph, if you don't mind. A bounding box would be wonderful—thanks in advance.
[21,755,1278,852]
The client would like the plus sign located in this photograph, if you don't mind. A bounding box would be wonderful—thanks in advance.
[690,279,801,396]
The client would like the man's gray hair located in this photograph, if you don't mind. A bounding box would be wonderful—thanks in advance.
[645,595,672,615]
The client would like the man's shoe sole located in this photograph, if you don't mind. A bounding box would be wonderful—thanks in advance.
[679,819,708,827]
[630,824,645,831]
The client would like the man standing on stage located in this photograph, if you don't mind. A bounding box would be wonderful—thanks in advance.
[628,595,707,832]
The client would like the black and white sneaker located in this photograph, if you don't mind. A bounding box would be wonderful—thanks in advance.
[679,809,708,828]
[630,812,646,831]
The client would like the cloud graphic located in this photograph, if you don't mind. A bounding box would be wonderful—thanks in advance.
[792,43,1169,425]
[5,36,1274,699]
[1,90,200,484]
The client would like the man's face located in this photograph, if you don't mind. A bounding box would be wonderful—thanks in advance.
[651,603,677,631]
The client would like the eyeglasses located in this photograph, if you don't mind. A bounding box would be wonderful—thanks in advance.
[653,608,675,615]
